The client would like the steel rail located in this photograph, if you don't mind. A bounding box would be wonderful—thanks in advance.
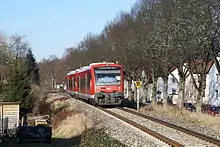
[118,107,220,146]
[98,107,184,147]
[70,96,184,146]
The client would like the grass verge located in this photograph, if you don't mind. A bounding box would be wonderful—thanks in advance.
[140,105,220,134]
[80,128,124,147]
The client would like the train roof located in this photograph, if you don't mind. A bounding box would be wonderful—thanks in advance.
[66,68,80,76]
[66,70,75,76]
[89,62,115,66]
[77,62,117,73]
[66,62,121,75]
[78,66,90,73]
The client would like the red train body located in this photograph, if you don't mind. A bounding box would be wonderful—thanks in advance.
[66,62,124,105]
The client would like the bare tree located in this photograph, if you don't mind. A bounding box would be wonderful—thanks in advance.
[38,0,220,112]
[182,0,220,112]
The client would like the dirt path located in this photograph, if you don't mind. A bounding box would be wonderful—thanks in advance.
[1,136,81,147]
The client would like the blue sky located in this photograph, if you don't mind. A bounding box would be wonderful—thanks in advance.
[0,0,137,61]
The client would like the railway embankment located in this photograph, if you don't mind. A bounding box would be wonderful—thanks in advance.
[37,90,220,146]
[44,92,93,138]
[44,92,168,146]
[41,91,124,146]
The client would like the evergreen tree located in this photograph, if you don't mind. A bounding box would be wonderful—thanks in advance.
[6,56,34,111]
[3,35,35,112]
[26,49,40,85]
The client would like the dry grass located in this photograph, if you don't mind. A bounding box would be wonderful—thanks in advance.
[51,100,70,112]
[140,105,220,133]
[189,112,220,132]
[29,91,123,146]
[29,88,121,145]
[44,92,94,139]
[53,113,93,138]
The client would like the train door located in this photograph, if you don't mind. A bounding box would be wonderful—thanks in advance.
[66,76,70,91]
[72,76,75,92]
[86,70,91,95]
[69,76,73,91]
[75,72,79,95]
[85,73,88,94]
[78,75,80,95]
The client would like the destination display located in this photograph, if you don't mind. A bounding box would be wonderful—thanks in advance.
[95,66,121,70]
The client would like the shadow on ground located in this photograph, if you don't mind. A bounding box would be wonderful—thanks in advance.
[1,136,82,147]
[98,99,149,109]
[121,99,148,109]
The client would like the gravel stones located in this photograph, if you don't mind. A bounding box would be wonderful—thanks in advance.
[47,93,168,146]
[109,108,217,147]
[66,99,169,147]
[135,107,220,141]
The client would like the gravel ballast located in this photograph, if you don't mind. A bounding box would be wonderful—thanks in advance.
[68,100,169,147]
[109,108,217,147]
[134,106,220,141]
[46,94,169,147]
[47,93,220,146]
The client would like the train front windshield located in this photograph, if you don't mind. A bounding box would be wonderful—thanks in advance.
[94,67,121,86]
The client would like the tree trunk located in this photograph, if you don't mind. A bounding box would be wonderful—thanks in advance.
[178,75,185,108]
[142,72,149,104]
[141,84,147,104]
[151,76,157,108]
[130,82,135,101]
[163,77,168,107]
[196,74,206,113]
[127,80,131,99]
[143,83,148,103]
[134,84,137,102]
[196,89,203,113]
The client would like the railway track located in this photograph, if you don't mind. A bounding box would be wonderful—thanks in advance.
[73,97,183,146]
[98,107,184,147]
[117,107,220,147]
[71,96,220,146]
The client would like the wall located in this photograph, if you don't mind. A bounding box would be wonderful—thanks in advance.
[167,68,179,95]
[0,103,19,130]
[209,59,220,106]
[156,69,180,99]
[156,66,210,104]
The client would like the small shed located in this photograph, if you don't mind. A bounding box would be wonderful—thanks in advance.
[0,102,20,131]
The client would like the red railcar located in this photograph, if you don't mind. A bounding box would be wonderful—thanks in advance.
[66,69,79,96]
[66,62,124,105]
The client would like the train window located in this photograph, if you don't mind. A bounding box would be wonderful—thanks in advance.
[94,67,121,86]
[72,77,74,88]
[67,78,69,89]
[88,71,91,80]
[73,76,75,88]
[87,72,90,88]
[80,76,85,91]
[78,77,80,89]
[115,76,120,81]
[69,78,72,89]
